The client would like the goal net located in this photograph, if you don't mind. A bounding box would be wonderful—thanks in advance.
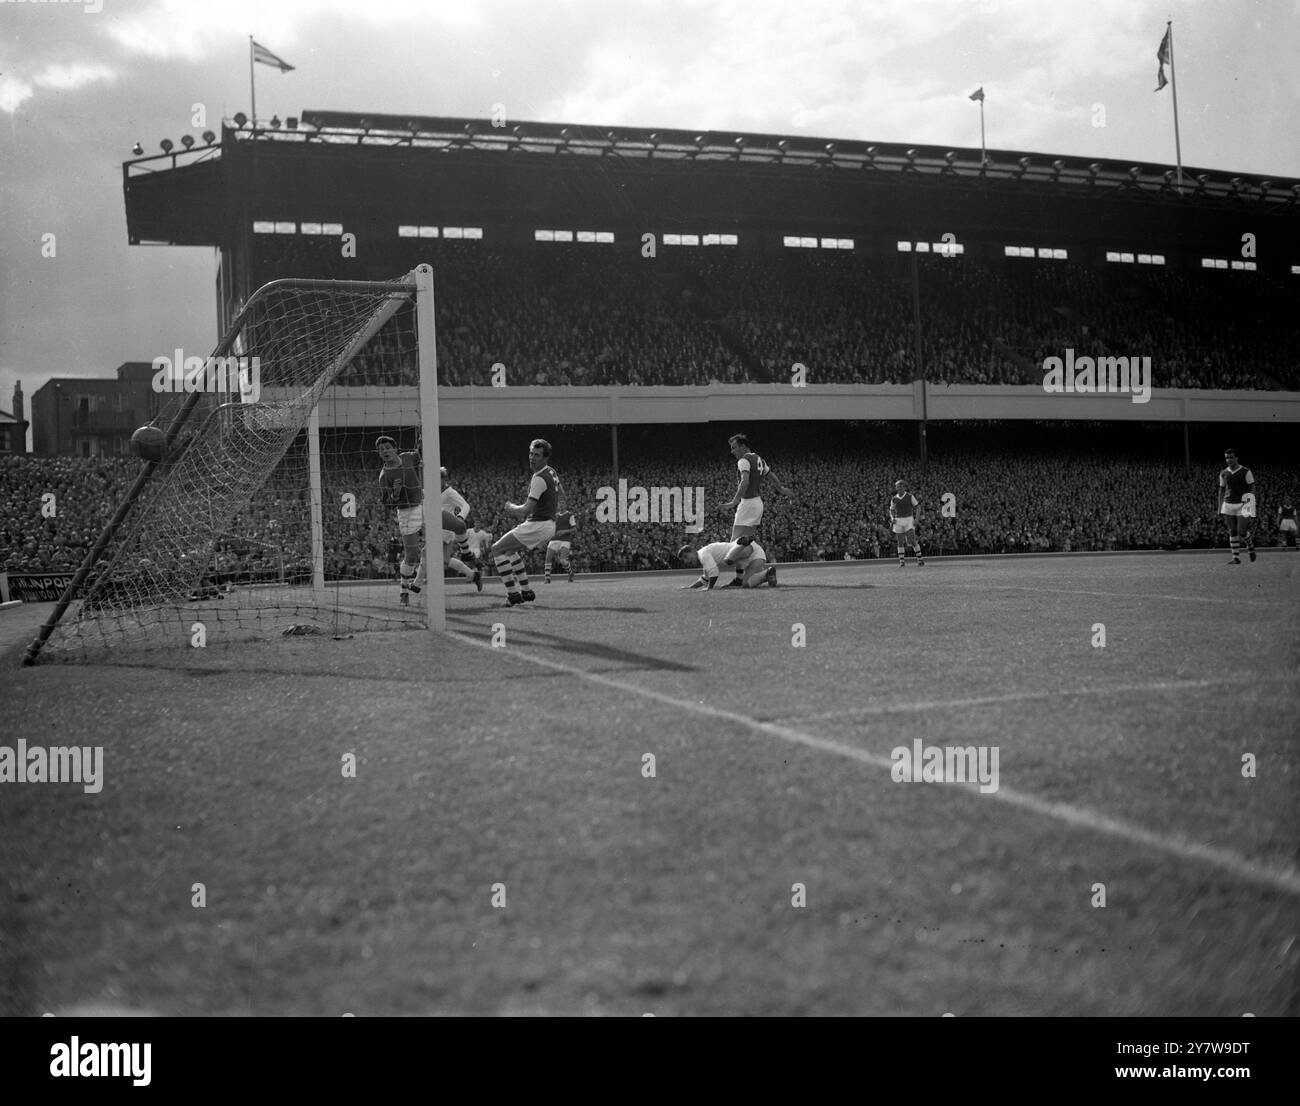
[24,267,446,664]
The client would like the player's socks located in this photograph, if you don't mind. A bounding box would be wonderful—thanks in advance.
[544,557,553,581]
[471,569,483,593]
[511,553,530,590]
[914,544,925,566]
[494,555,518,592]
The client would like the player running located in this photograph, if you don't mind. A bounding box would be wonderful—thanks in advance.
[440,467,482,593]
[719,433,790,586]
[545,507,578,583]
[491,438,562,607]
[1219,448,1257,564]
[678,536,777,590]
[888,479,925,567]
[376,436,469,606]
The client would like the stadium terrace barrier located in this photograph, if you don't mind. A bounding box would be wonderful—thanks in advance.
[286,384,1300,427]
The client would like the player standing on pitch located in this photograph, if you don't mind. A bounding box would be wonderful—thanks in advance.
[888,479,925,567]
[491,438,561,607]
[1219,448,1257,564]
[719,433,789,587]
[1277,500,1297,549]
[376,436,469,606]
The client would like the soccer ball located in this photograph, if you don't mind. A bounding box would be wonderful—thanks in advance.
[130,425,167,463]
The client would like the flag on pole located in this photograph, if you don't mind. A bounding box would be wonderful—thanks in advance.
[252,40,295,72]
[969,87,985,102]
[1154,28,1170,91]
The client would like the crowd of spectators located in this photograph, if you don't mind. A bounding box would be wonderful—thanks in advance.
[5,437,1297,581]
[312,246,1298,391]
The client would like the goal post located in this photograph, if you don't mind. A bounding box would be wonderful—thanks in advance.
[23,266,446,664]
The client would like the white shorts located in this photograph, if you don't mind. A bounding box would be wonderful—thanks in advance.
[504,519,557,551]
[741,555,769,586]
[546,540,571,554]
[1281,519,1297,533]
[1219,503,1244,517]
[396,505,423,537]
[734,497,763,528]
[891,517,915,535]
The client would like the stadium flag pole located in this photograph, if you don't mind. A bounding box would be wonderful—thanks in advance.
[249,35,256,126]
[1167,21,1184,191]
[414,263,446,632]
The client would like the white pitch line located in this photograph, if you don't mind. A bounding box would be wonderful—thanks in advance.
[797,673,1298,724]
[451,630,1300,898]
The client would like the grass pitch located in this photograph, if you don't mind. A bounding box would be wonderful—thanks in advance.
[2,552,1297,1016]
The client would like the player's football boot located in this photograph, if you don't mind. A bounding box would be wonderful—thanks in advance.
[721,577,744,588]
[682,576,709,590]
[917,557,925,566]
[568,566,575,582]
[735,535,753,547]
[398,591,410,607]
[472,569,483,593]
[1227,556,1241,564]
[1248,547,1256,562]
[520,589,536,602]
[504,591,525,606]
[765,566,778,587]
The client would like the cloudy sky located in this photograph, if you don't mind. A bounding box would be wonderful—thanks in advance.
[2,0,1297,444]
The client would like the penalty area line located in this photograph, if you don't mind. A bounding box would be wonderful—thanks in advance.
[449,630,1300,898]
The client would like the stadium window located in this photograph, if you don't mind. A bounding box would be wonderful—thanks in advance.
[443,227,464,239]
[553,230,574,242]
[418,226,438,238]
[464,227,483,239]
[1037,247,1052,259]
[1138,253,1152,264]
[322,223,344,236]
[398,225,419,238]
[820,237,837,249]
[1004,245,1021,257]
[720,234,738,246]
[596,231,615,243]
[1230,260,1244,270]
[1291,265,1300,275]
[915,241,930,253]
[836,238,854,250]
[1215,259,1228,269]
[799,236,817,248]
[1244,261,1257,271]
[682,234,701,246]
[273,221,296,234]
[577,231,597,243]
[1105,251,1121,262]
[1051,248,1068,260]
[898,241,913,252]
[252,221,276,234]
[1201,258,1215,268]
[1120,252,1135,263]
[1151,254,1165,265]
[300,222,324,235]
[665,234,683,246]
[535,229,555,241]
[704,234,721,246]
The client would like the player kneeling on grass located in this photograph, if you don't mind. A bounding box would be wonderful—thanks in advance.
[492,438,562,607]
[678,536,777,590]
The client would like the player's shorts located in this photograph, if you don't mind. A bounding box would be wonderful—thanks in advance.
[734,497,763,528]
[504,519,557,551]
[741,555,769,586]
[1281,519,1298,533]
[1219,502,1244,517]
[396,505,423,537]
[891,516,915,534]
[546,540,572,555]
